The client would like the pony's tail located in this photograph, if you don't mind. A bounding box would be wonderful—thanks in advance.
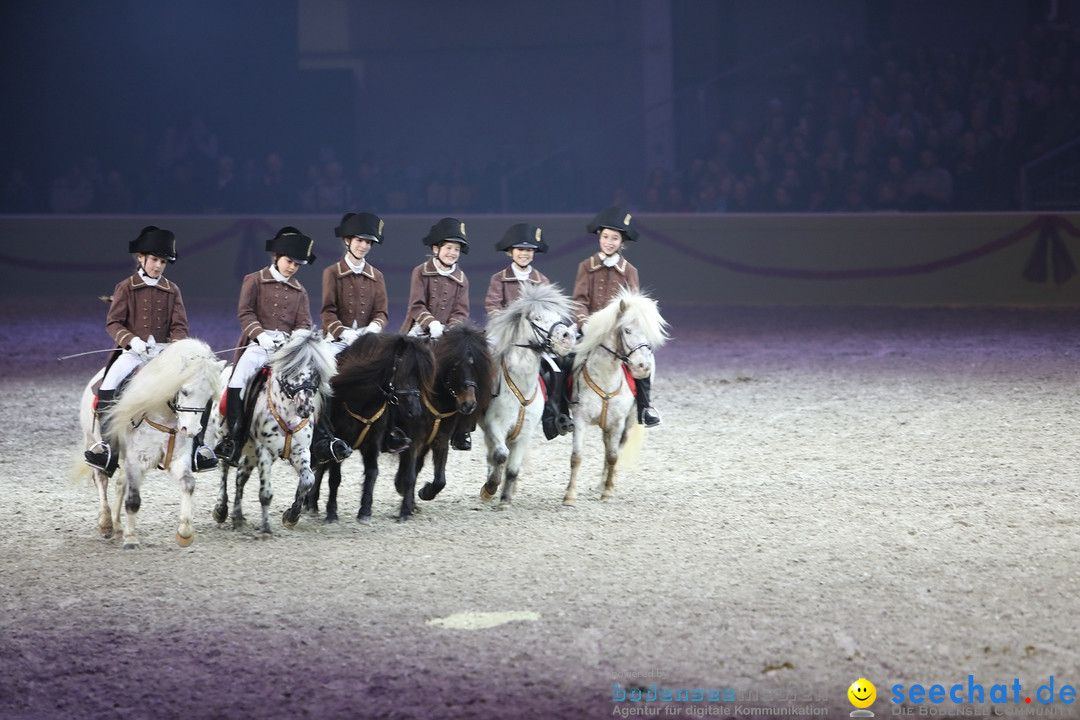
[617,422,645,471]
[69,445,94,487]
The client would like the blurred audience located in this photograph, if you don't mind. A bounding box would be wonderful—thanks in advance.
[3,21,1078,216]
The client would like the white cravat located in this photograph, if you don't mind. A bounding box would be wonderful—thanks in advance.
[434,259,457,277]
[601,252,621,268]
[345,256,367,275]
[139,269,161,286]
[512,265,532,282]
[269,264,289,282]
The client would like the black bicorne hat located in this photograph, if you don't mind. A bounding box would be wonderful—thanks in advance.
[129,226,177,263]
[586,205,639,242]
[423,217,468,254]
[335,212,384,243]
[495,223,548,253]
[265,226,317,264]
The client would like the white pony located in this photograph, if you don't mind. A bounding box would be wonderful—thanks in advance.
[563,287,669,504]
[480,283,577,505]
[210,329,337,537]
[76,339,225,549]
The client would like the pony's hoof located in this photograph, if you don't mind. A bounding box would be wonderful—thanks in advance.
[176,533,194,547]
[480,486,496,500]
[498,501,513,510]
[562,497,576,506]
[601,492,615,501]
[211,506,227,524]
[256,531,273,541]
[281,511,299,529]
[418,484,437,501]
[99,526,114,539]
[122,542,140,550]
[322,515,338,525]
[357,515,371,525]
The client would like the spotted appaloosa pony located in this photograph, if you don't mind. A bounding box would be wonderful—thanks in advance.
[76,339,224,549]
[479,283,577,506]
[411,322,493,503]
[563,287,668,504]
[307,332,434,523]
[210,329,337,537]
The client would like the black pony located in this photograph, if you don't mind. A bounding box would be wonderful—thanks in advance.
[409,323,494,503]
[305,333,435,523]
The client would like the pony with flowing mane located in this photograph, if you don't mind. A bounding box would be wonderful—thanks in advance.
[306,332,435,523]
[563,287,669,504]
[411,322,494,503]
[479,283,577,505]
[210,329,338,537]
[76,338,225,548]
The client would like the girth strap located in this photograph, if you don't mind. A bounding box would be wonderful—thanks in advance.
[144,418,177,470]
[344,402,387,449]
[502,358,538,442]
[582,363,622,428]
[422,395,457,447]
[266,381,310,459]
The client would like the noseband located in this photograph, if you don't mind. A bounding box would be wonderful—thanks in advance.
[517,318,572,353]
[600,325,651,364]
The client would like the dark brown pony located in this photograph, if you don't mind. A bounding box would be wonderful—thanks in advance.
[409,322,494,503]
[305,333,435,523]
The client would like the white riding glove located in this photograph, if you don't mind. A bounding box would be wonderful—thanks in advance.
[428,320,444,339]
[339,328,361,344]
[365,322,382,334]
[256,332,279,351]
[128,337,148,355]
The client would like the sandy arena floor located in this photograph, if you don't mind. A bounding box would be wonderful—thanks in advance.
[1,299,1078,720]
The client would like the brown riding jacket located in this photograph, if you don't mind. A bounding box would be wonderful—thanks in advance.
[571,253,640,325]
[399,260,470,333]
[320,259,389,339]
[106,273,189,349]
[234,267,312,362]
[484,266,549,317]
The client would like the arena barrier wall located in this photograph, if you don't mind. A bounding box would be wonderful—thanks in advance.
[3,214,1080,321]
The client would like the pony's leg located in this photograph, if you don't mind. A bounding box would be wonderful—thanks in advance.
[481,433,507,500]
[396,449,418,521]
[121,466,142,550]
[231,457,254,529]
[173,454,197,547]
[418,439,447,501]
[499,435,534,507]
[305,463,324,514]
[282,449,315,528]
[600,422,623,501]
[212,465,231,524]
[358,444,379,523]
[563,422,587,505]
[325,461,341,524]
[111,473,124,527]
[255,451,275,538]
[93,468,113,539]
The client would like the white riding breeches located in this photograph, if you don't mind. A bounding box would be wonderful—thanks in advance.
[100,349,145,391]
[229,344,269,390]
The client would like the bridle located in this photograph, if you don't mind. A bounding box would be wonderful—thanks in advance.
[600,323,651,365]
[515,317,572,354]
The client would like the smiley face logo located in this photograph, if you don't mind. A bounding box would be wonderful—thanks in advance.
[848,678,876,709]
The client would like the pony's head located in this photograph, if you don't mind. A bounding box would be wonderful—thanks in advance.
[105,338,225,443]
[266,329,336,419]
[575,288,670,378]
[434,322,494,416]
[486,283,577,357]
[335,333,436,423]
